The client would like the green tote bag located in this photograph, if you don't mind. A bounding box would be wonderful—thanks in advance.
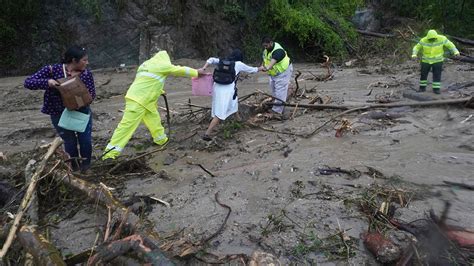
[58,109,90,133]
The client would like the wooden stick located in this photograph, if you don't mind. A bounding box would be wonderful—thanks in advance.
[55,172,174,264]
[357,29,395,38]
[303,106,369,138]
[447,35,474,46]
[0,137,63,259]
[268,97,472,110]
[108,143,168,174]
[16,225,66,266]
[256,89,288,104]
[186,161,216,177]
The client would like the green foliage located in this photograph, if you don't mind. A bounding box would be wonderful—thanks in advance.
[380,0,474,38]
[258,0,363,59]
[222,120,242,139]
[0,0,40,68]
[222,2,245,23]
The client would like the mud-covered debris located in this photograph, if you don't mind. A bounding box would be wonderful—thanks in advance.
[362,231,401,263]
[249,250,281,266]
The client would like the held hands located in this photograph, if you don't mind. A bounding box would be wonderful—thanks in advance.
[197,68,207,76]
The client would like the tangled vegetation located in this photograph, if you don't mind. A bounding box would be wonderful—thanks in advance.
[380,0,474,38]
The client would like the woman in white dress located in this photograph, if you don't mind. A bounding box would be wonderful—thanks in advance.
[200,49,263,141]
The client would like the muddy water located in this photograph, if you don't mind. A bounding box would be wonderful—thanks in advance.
[1,60,472,263]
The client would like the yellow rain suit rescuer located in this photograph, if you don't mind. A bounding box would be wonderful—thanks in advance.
[102,51,198,160]
[411,29,460,94]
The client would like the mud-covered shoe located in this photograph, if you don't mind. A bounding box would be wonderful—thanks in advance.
[433,88,441,94]
[202,134,212,141]
[418,86,426,92]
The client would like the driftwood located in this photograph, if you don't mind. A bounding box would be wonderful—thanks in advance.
[0,137,63,259]
[442,181,474,190]
[448,35,474,46]
[357,29,395,38]
[458,56,474,64]
[54,172,174,265]
[269,97,472,110]
[87,234,168,265]
[16,225,66,266]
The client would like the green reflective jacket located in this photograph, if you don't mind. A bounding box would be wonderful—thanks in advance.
[262,42,291,76]
[412,30,460,64]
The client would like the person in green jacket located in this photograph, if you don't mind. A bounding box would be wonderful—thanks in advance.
[412,29,460,94]
[102,50,205,160]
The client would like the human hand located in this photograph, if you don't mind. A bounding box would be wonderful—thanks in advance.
[258,66,267,72]
[48,79,60,88]
[197,68,207,76]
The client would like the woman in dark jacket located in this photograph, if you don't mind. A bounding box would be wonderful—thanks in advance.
[24,46,96,172]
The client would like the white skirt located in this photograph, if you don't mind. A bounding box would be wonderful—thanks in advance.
[211,83,238,120]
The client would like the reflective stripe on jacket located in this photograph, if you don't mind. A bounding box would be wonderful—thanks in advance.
[262,42,290,76]
[412,32,460,64]
[125,51,198,111]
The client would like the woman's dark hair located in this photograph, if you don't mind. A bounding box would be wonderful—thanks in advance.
[63,45,87,63]
[228,48,243,62]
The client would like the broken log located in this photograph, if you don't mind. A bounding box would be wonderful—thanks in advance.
[87,234,168,265]
[443,181,474,190]
[448,35,474,46]
[458,56,474,64]
[16,225,66,266]
[0,137,63,259]
[269,97,472,110]
[357,30,395,38]
[54,172,174,265]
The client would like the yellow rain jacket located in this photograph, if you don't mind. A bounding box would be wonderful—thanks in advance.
[412,30,460,64]
[125,51,198,111]
[262,42,291,76]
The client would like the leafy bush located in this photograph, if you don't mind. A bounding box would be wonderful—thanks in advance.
[257,0,363,59]
[379,0,474,38]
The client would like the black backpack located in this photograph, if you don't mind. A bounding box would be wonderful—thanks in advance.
[213,59,236,85]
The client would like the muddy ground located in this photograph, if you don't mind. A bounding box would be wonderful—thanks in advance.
[0,58,473,264]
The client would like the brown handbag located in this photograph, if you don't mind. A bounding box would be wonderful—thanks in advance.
[57,76,93,110]
[51,64,92,110]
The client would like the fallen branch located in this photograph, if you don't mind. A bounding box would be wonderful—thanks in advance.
[357,29,395,38]
[54,172,174,264]
[303,106,369,138]
[268,97,472,110]
[442,181,474,190]
[186,161,216,177]
[293,71,302,97]
[17,225,66,266]
[108,143,168,174]
[448,35,474,46]
[178,192,232,258]
[256,89,287,104]
[87,234,168,265]
[0,137,63,259]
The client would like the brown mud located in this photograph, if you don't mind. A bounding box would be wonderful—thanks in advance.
[1,58,473,264]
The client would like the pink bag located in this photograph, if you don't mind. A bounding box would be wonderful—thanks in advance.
[192,73,213,96]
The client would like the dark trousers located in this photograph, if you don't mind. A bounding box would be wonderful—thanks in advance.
[50,108,93,171]
[420,62,443,91]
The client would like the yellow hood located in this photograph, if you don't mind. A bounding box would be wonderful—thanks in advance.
[426,30,438,39]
